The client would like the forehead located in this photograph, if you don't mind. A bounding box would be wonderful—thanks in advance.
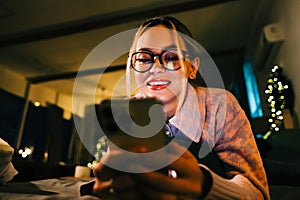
[136,26,185,51]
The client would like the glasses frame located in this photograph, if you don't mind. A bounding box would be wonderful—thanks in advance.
[130,49,190,73]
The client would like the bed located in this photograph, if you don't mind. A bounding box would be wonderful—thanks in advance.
[0,137,96,200]
[2,134,300,199]
[0,177,99,200]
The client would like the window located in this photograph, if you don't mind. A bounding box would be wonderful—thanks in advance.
[243,61,263,118]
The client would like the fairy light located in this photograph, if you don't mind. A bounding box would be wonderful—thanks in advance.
[263,65,291,139]
[18,146,33,158]
[33,101,41,107]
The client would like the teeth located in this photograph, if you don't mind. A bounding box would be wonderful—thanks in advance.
[148,81,169,86]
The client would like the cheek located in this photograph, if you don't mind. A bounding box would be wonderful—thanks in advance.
[176,67,188,79]
[134,72,147,87]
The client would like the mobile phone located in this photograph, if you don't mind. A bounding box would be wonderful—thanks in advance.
[96,98,167,152]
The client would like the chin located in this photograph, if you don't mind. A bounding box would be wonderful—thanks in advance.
[143,88,179,103]
[153,94,176,104]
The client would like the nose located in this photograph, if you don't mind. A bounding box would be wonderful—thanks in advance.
[149,56,165,73]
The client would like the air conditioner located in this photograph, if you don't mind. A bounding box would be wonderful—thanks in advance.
[252,23,284,70]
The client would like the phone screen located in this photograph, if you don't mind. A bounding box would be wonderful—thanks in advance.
[96,98,167,153]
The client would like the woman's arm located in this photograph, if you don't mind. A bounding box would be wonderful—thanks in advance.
[206,91,270,199]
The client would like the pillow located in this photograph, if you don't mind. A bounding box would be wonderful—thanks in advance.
[0,138,18,184]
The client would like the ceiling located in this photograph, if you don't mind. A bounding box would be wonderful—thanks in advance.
[0,0,259,98]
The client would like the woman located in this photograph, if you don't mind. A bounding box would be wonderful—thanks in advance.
[89,16,270,199]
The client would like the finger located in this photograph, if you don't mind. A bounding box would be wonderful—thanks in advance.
[93,149,128,180]
[98,148,146,172]
[93,160,119,181]
[133,147,197,177]
[141,186,175,200]
[133,170,181,191]
[132,164,201,195]
[167,151,200,177]
[93,174,142,200]
[93,178,114,198]
[112,173,139,192]
[117,188,144,200]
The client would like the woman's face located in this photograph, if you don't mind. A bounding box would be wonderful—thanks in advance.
[133,25,199,117]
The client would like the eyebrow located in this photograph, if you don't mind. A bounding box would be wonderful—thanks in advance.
[137,45,179,53]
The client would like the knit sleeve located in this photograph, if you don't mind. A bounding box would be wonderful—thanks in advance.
[202,91,270,199]
[199,164,267,199]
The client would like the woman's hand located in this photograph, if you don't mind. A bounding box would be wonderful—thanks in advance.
[92,142,209,200]
[132,142,206,199]
[92,150,144,200]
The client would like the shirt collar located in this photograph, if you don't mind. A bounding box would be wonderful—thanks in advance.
[169,84,204,142]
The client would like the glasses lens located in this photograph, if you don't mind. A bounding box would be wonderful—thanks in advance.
[162,51,181,70]
[131,50,185,72]
[131,52,152,72]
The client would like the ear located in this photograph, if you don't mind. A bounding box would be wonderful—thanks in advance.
[188,57,200,79]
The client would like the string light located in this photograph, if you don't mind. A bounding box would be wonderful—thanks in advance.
[263,65,291,139]
[263,65,289,139]
[18,146,33,158]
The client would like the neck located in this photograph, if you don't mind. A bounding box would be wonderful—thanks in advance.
[163,99,178,119]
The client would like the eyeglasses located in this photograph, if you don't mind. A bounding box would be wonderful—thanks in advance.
[130,50,189,73]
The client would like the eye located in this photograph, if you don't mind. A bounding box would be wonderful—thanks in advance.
[136,58,152,64]
[163,52,180,62]
[135,53,152,64]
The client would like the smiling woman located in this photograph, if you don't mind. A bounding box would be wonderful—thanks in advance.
[130,25,199,117]
[86,16,270,200]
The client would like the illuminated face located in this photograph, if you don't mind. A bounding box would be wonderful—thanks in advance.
[133,25,198,117]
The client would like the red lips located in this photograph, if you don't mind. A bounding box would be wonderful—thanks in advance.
[147,79,171,90]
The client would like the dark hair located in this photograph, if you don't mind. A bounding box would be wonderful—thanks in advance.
[132,16,199,59]
[139,16,194,38]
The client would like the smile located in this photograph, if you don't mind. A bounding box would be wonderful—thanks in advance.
[147,80,171,90]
